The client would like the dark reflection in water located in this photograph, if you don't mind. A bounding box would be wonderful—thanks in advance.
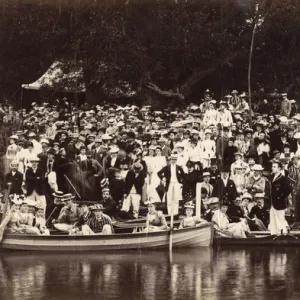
[1,247,300,300]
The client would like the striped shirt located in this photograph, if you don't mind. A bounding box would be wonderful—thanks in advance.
[86,214,114,233]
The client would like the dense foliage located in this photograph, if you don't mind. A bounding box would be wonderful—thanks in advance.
[1,0,300,107]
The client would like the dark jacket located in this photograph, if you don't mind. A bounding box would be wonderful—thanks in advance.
[157,164,185,191]
[249,205,269,228]
[4,171,23,195]
[182,171,200,199]
[124,170,145,196]
[271,173,292,210]
[227,204,245,223]
[25,167,46,196]
[212,178,237,203]
[100,197,117,217]
[109,178,125,204]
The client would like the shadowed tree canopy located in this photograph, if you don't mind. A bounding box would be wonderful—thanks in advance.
[1,0,300,108]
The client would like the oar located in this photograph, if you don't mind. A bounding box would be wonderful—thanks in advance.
[0,184,12,242]
[169,184,175,252]
[45,207,57,227]
[64,175,82,199]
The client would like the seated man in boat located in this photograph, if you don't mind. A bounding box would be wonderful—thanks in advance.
[144,201,169,232]
[100,187,117,218]
[212,200,250,238]
[81,204,114,235]
[249,193,269,231]
[68,201,95,235]
[53,194,81,232]
[204,197,220,222]
[178,202,207,229]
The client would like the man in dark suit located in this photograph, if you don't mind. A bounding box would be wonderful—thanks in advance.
[212,165,237,204]
[157,154,185,215]
[4,160,23,195]
[121,162,145,218]
[25,156,47,214]
[269,161,292,235]
[92,139,107,166]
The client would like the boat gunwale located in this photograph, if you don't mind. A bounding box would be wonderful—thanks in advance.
[2,222,213,241]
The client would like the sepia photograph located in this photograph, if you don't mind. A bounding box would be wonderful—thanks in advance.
[0,0,300,299]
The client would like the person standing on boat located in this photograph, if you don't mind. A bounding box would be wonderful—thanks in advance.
[81,204,114,235]
[157,153,185,216]
[269,161,292,235]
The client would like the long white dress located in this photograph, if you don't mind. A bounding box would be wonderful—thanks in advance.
[200,139,216,169]
[148,155,167,203]
[203,109,218,127]
[212,209,248,238]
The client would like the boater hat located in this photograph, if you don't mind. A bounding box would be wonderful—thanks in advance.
[252,164,264,171]
[184,201,195,209]
[89,204,105,211]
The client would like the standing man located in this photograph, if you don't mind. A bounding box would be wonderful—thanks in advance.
[288,155,300,224]
[25,157,47,212]
[4,160,23,195]
[121,162,145,218]
[270,161,292,235]
[280,93,291,118]
[157,154,185,216]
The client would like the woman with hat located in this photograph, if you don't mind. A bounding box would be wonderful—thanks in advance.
[178,202,207,229]
[6,135,19,164]
[217,100,233,127]
[182,161,199,203]
[212,200,249,238]
[143,201,168,232]
[203,100,218,127]
[200,129,216,169]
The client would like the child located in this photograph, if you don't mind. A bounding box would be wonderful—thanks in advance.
[34,204,50,235]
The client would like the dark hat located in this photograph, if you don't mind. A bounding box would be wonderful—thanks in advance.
[47,148,56,155]
[186,161,194,168]
[220,165,230,173]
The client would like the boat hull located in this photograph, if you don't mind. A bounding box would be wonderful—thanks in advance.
[0,223,213,251]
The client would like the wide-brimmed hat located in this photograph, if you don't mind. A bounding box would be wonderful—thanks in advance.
[109,146,119,154]
[171,153,178,160]
[209,197,220,205]
[89,204,105,211]
[61,193,75,201]
[252,164,264,171]
[133,162,143,172]
[10,160,19,168]
[30,156,40,162]
[242,192,252,200]
[10,135,19,140]
[52,191,64,198]
[9,194,23,205]
[203,171,210,177]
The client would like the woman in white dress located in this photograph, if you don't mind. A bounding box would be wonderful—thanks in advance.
[203,101,218,127]
[148,146,167,203]
[144,146,156,201]
[212,201,249,238]
[200,129,216,169]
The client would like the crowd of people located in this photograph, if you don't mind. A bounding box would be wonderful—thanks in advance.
[0,89,299,238]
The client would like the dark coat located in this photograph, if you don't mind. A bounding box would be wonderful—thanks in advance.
[100,197,117,217]
[223,146,238,167]
[124,170,145,196]
[249,205,269,228]
[271,173,292,210]
[212,178,237,203]
[157,164,185,191]
[4,171,23,195]
[227,204,245,223]
[182,171,200,199]
[25,167,46,196]
[109,178,125,204]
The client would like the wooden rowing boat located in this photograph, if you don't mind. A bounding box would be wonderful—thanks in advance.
[0,222,213,251]
[214,230,300,246]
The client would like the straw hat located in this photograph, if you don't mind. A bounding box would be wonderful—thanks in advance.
[184,201,195,209]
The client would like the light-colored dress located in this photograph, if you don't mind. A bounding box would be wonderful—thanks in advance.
[212,209,248,238]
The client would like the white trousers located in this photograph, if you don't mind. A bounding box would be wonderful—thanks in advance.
[167,182,182,216]
[269,206,289,235]
[121,193,141,214]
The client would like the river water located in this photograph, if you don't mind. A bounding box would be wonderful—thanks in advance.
[0,247,299,300]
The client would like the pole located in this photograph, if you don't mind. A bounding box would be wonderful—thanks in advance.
[196,183,202,218]
[45,207,57,226]
[64,174,82,199]
[169,184,175,252]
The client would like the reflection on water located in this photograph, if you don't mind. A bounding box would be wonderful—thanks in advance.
[1,248,300,300]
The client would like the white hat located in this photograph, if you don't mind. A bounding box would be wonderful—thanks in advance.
[242,192,252,200]
[203,171,210,177]
[102,134,112,140]
[252,164,264,171]
[109,146,119,154]
[117,121,125,127]
[282,93,287,96]
[108,118,115,124]
[10,160,19,167]
[40,138,49,144]
[10,135,19,140]
[30,156,40,162]
[204,129,212,135]
[294,132,300,140]
[171,153,178,159]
